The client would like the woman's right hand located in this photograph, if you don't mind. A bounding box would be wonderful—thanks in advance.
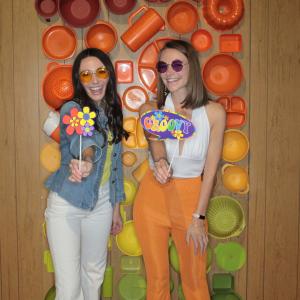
[153,158,172,184]
[69,159,93,182]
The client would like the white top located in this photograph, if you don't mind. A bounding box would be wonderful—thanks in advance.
[149,94,210,178]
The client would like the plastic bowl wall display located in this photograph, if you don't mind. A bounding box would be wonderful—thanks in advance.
[105,0,136,15]
[203,54,243,95]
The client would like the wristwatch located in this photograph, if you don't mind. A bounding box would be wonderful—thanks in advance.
[192,213,206,220]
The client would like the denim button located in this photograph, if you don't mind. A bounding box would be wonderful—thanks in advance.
[113,167,117,171]
[112,180,115,184]
[113,153,117,157]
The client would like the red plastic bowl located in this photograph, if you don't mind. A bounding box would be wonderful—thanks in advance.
[35,0,58,20]
[59,0,100,28]
[104,0,136,15]
[202,54,243,95]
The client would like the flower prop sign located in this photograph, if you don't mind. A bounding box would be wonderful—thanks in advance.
[62,106,96,170]
[141,110,195,172]
[141,110,195,140]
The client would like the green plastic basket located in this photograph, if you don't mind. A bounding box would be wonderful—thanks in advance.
[207,196,246,239]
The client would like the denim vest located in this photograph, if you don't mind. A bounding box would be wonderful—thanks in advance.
[45,101,125,210]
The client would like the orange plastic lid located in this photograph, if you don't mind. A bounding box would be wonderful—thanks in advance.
[85,21,118,53]
[191,29,212,52]
[217,96,246,128]
[122,86,149,112]
[40,142,61,172]
[203,54,243,95]
[42,25,77,60]
[166,1,198,34]
[138,37,172,93]
[115,60,134,83]
[220,34,242,53]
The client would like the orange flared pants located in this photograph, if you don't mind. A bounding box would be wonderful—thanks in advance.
[133,170,210,300]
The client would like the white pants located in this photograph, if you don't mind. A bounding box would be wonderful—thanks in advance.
[45,183,113,300]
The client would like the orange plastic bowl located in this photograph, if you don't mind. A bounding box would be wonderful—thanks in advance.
[191,29,213,52]
[122,86,149,112]
[222,129,249,162]
[42,63,74,110]
[85,21,118,53]
[59,0,100,28]
[203,54,243,95]
[166,1,199,34]
[42,25,77,60]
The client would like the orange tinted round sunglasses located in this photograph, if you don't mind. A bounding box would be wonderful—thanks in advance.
[79,66,109,83]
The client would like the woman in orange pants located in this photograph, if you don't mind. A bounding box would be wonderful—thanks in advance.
[133,40,226,299]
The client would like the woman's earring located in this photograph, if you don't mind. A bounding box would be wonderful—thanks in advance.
[164,86,169,97]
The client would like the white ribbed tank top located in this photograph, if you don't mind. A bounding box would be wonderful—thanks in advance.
[149,94,210,178]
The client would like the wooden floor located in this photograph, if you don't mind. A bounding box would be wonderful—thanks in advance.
[0,0,299,299]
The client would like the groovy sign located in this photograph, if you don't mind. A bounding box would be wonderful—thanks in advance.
[141,110,195,140]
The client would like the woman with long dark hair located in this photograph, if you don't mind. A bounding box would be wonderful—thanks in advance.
[45,48,127,300]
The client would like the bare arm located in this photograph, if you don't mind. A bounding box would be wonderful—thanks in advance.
[186,102,226,254]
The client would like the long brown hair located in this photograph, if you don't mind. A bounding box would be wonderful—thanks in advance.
[156,40,208,109]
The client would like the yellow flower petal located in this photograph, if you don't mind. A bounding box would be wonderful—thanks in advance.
[83,107,90,114]
[77,111,83,119]
[89,111,96,119]
[80,119,86,126]
[87,119,95,126]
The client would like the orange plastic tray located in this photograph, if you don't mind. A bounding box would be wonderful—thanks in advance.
[220,34,242,53]
[42,25,77,60]
[115,60,134,83]
[217,96,246,128]
[138,37,172,93]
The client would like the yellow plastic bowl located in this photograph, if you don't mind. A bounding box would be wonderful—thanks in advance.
[222,129,249,162]
[123,178,137,205]
[222,164,249,194]
[116,220,142,256]
[40,142,61,172]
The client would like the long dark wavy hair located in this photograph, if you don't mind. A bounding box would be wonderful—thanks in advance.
[157,40,209,109]
[72,48,128,144]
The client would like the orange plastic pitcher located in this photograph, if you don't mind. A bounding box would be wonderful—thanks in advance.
[121,6,165,52]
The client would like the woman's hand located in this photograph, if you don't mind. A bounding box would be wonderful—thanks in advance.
[111,205,123,235]
[68,159,93,182]
[186,219,208,255]
[153,158,172,184]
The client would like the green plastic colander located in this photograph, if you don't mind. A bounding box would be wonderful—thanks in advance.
[207,196,245,239]
[214,242,246,272]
